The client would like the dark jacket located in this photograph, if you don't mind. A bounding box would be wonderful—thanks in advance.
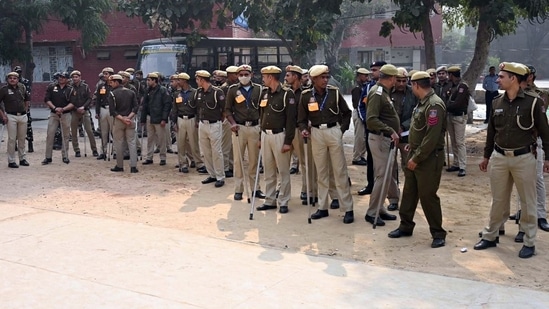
[141,84,172,124]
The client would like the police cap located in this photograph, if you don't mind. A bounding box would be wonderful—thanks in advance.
[410,71,431,81]
[499,62,529,76]
[396,67,408,78]
[102,67,114,74]
[285,65,303,74]
[118,71,131,79]
[110,74,123,81]
[195,70,211,78]
[309,65,330,77]
[147,73,159,79]
[436,66,447,73]
[178,73,190,80]
[238,65,253,73]
[6,72,19,78]
[260,66,282,74]
[356,68,371,75]
[225,66,239,74]
[70,70,81,77]
[379,64,398,76]
[370,61,387,68]
[447,66,461,73]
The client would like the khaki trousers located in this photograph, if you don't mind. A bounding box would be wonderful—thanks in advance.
[481,152,537,247]
[6,114,27,163]
[177,117,203,168]
[367,134,400,217]
[113,118,137,168]
[71,110,97,153]
[262,132,291,206]
[46,112,71,159]
[535,139,547,218]
[99,107,113,155]
[311,126,353,211]
[232,125,261,193]
[199,121,225,180]
[352,109,366,161]
[222,119,233,171]
[291,129,307,193]
[447,114,467,169]
[146,123,167,161]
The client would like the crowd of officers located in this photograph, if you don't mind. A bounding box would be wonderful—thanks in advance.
[1,59,549,258]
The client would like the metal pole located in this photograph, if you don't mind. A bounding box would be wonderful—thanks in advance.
[249,141,262,220]
[304,137,312,224]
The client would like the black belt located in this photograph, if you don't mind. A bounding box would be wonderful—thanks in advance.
[370,130,392,138]
[262,128,284,134]
[51,109,71,114]
[312,122,338,129]
[236,120,259,126]
[494,144,531,157]
[178,114,195,119]
[449,112,465,116]
[101,105,109,108]
[200,119,220,124]
[6,111,26,116]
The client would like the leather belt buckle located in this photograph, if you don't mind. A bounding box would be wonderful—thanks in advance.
[245,121,253,127]
[504,149,515,157]
[17,112,22,116]
[183,115,189,119]
[319,124,328,129]
[265,129,273,135]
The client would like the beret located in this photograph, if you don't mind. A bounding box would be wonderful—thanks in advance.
[356,68,371,75]
[225,66,239,73]
[447,66,461,73]
[118,71,131,78]
[370,61,387,68]
[426,68,436,75]
[436,66,447,73]
[109,74,123,81]
[379,64,398,76]
[261,66,282,74]
[238,64,253,73]
[410,71,431,81]
[125,68,135,73]
[285,65,303,74]
[102,67,114,73]
[70,70,81,77]
[195,70,211,78]
[6,72,19,78]
[147,73,159,79]
[178,73,190,80]
[309,65,330,77]
[499,62,528,76]
[396,67,408,78]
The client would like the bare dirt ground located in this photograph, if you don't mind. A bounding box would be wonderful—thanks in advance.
[3,119,549,293]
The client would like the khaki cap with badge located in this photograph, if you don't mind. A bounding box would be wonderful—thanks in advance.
[261,66,282,74]
[125,68,135,73]
[379,64,398,76]
[225,66,239,74]
[147,73,159,79]
[195,70,211,78]
[408,69,418,77]
[396,67,408,78]
[238,64,253,72]
[70,70,81,77]
[285,65,303,74]
[309,65,329,77]
[447,66,461,73]
[178,73,190,80]
[356,68,371,75]
[410,71,431,81]
[499,62,529,76]
[426,68,436,75]
[109,74,123,81]
[118,71,131,78]
[102,67,114,73]
[216,70,227,77]
[436,66,447,73]
[6,72,19,78]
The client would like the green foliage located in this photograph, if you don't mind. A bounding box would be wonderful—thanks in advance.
[335,62,356,93]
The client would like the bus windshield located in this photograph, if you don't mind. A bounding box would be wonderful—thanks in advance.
[139,44,188,79]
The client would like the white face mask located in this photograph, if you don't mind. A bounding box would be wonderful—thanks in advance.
[238,75,251,85]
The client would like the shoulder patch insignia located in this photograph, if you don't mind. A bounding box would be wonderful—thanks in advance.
[219,95,225,101]
[289,98,295,104]
[427,109,438,126]
[458,88,464,93]
[309,96,316,103]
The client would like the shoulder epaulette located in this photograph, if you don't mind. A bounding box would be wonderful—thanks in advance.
[228,83,239,89]
[327,85,339,90]
[302,88,312,95]
[524,89,541,99]
[375,86,382,95]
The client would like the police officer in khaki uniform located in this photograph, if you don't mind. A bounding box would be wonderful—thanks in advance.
[351,68,370,166]
[298,65,354,223]
[93,67,114,160]
[388,71,447,248]
[256,66,296,214]
[445,66,469,177]
[220,66,239,177]
[0,72,30,168]
[364,64,400,226]
[194,70,226,187]
[475,62,549,259]
[108,74,139,173]
[70,70,98,157]
[225,65,265,200]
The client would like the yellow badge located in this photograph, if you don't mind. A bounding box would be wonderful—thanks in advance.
[308,102,319,112]
[100,88,106,95]
[176,97,183,104]
[236,95,246,104]
[260,99,268,107]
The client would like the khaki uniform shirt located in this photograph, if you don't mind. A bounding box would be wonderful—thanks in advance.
[365,83,400,135]
[259,83,296,145]
[173,87,197,116]
[409,89,446,163]
[0,84,29,113]
[225,83,262,122]
[108,85,138,117]
[70,82,91,109]
[194,84,225,122]
[297,85,351,133]
[45,83,72,109]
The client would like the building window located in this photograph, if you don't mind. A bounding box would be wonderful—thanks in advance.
[358,51,371,65]
[32,46,73,82]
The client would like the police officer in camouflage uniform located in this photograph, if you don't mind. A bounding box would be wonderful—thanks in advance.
[388,71,447,248]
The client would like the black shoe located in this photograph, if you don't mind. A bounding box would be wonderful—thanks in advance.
[446,166,460,172]
[515,231,525,243]
[311,209,329,219]
[201,177,217,184]
[387,203,398,211]
[253,190,266,199]
[179,167,189,173]
[538,218,549,232]
[379,213,397,221]
[388,229,413,238]
[300,192,307,200]
[167,149,174,154]
[458,169,466,177]
[75,151,81,157]
[225,170,233,178]
[358,186,373,195]
[111,166,124,172]
[352,158,367,166]
[62,157,70,164]
[518,245,535,259]
[154,148,160,153]
[160,160,166,166]
[431,238,446,248]
[53,145,62,150]
[142,159,153,165]
[279,206,289,214]
[330,199,340,209]
[97,154,106,160]
[302,197,318,205]
[473,239,497,250]
[234,193,243,201]
[8,162,19,168]
[289,167,298,174]
[124,155,130,160]
[197,166,208,174]
[190,161,196,168]
[215,180,225,188]
[131,167,139,173]
[343,211,354,224]
[365,215,385,226]
[256,204,277,211]
[19,160,29,167]
[92,150,99,157]
[41,158,52,165]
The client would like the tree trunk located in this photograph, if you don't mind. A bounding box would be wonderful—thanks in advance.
[23,22,35,83]
[463,11,492,89]
[421,0,436,69]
